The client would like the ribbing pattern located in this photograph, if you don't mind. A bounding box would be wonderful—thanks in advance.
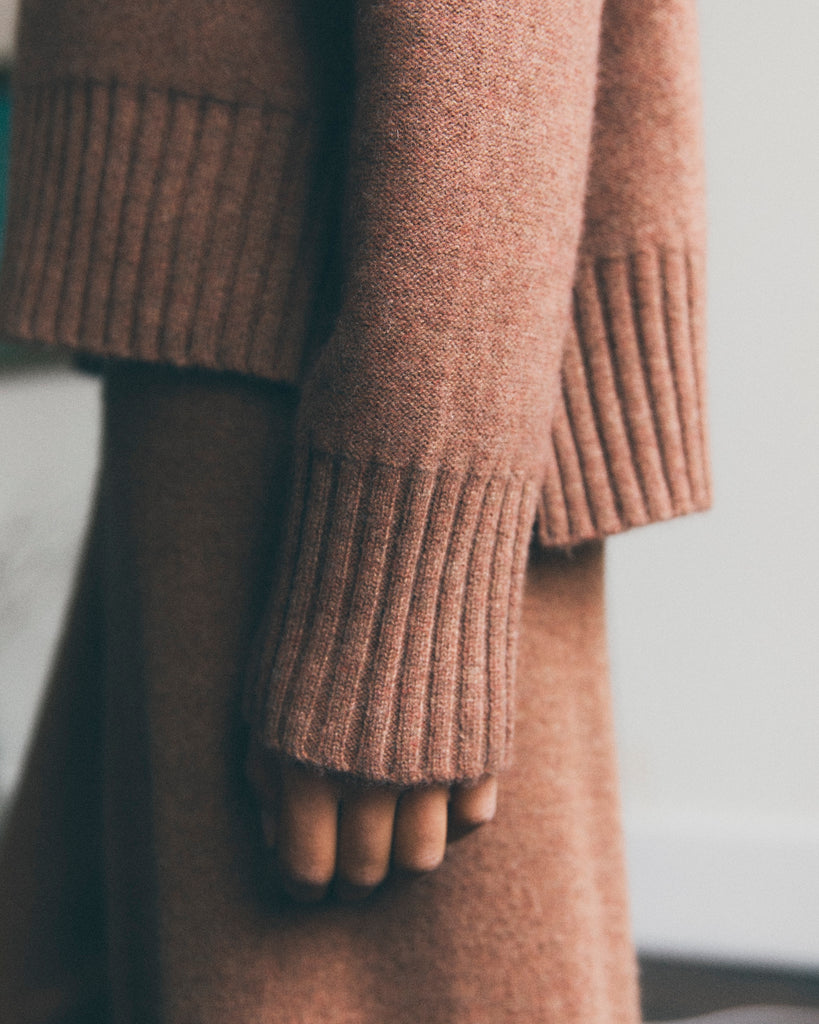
[0,78,331,383]
[244,447,537,785]
[0,0,713,788]
[537,246,711,546]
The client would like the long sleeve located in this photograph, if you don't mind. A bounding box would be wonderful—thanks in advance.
[0,0,712,788]
[242,0,608,785]
[536,0,711,546]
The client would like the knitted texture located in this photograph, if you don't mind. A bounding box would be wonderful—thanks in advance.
[243,451,537,784]
[538,0,711,544]
[538,247,709,546]
[0,0,711,784]
[0,0,355,381]
[240,0,607,783]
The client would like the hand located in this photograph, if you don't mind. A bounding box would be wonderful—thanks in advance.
[245,737,497,903]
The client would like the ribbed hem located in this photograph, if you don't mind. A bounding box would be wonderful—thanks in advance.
[243,446,538,786]
[536,247,712,548]
[0,77,335,384]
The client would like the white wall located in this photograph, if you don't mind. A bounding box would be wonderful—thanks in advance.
[0,371,100,800]
[0,0,817,971]
[0,0,14,64]
[607,0,819,968]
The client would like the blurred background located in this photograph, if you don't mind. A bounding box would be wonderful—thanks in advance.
[0,2,817,1019]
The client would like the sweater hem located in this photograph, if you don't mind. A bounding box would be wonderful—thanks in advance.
[0,76,335,386]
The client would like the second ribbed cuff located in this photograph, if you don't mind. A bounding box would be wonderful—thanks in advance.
[536,247,712,547]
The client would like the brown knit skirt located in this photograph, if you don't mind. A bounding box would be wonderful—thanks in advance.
[0,367,641,1024]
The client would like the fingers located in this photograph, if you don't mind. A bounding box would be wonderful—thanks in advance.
[392,785,449,873]
[248,754,400,902]
[335,785,399,899]
[276,762,341,903]
[247,746,496,902]
[448,775,498,840]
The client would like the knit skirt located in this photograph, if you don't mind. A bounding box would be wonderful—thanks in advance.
[0,367,641,1024]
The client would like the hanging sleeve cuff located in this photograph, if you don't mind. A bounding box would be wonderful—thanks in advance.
[243,446,538,786]
[537,245,711,548]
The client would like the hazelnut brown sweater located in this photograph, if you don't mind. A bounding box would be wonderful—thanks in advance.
[0,0,710,785]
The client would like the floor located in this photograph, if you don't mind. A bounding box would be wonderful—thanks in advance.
[640,956,819,1022]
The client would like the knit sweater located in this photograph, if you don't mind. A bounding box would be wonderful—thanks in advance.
[0,0,711,785]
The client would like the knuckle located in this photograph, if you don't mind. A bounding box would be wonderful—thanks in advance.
[277,848,334,892]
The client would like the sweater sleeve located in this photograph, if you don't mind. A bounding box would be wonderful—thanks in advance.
[536,0,712,547]
[243,0,607,785]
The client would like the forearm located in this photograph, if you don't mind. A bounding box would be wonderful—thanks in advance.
[244,0,608,786]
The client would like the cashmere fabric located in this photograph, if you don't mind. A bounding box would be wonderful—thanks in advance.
[0,1,713,1019]
[0,0,711,787]
[1,371,641,1023]
[0,0,711,785]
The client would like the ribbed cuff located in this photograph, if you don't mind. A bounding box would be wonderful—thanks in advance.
[243,446,538,786]
[536,247,712,547]
[0,77,334,384]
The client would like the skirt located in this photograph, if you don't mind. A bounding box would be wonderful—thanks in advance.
[0,365,641,1024]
